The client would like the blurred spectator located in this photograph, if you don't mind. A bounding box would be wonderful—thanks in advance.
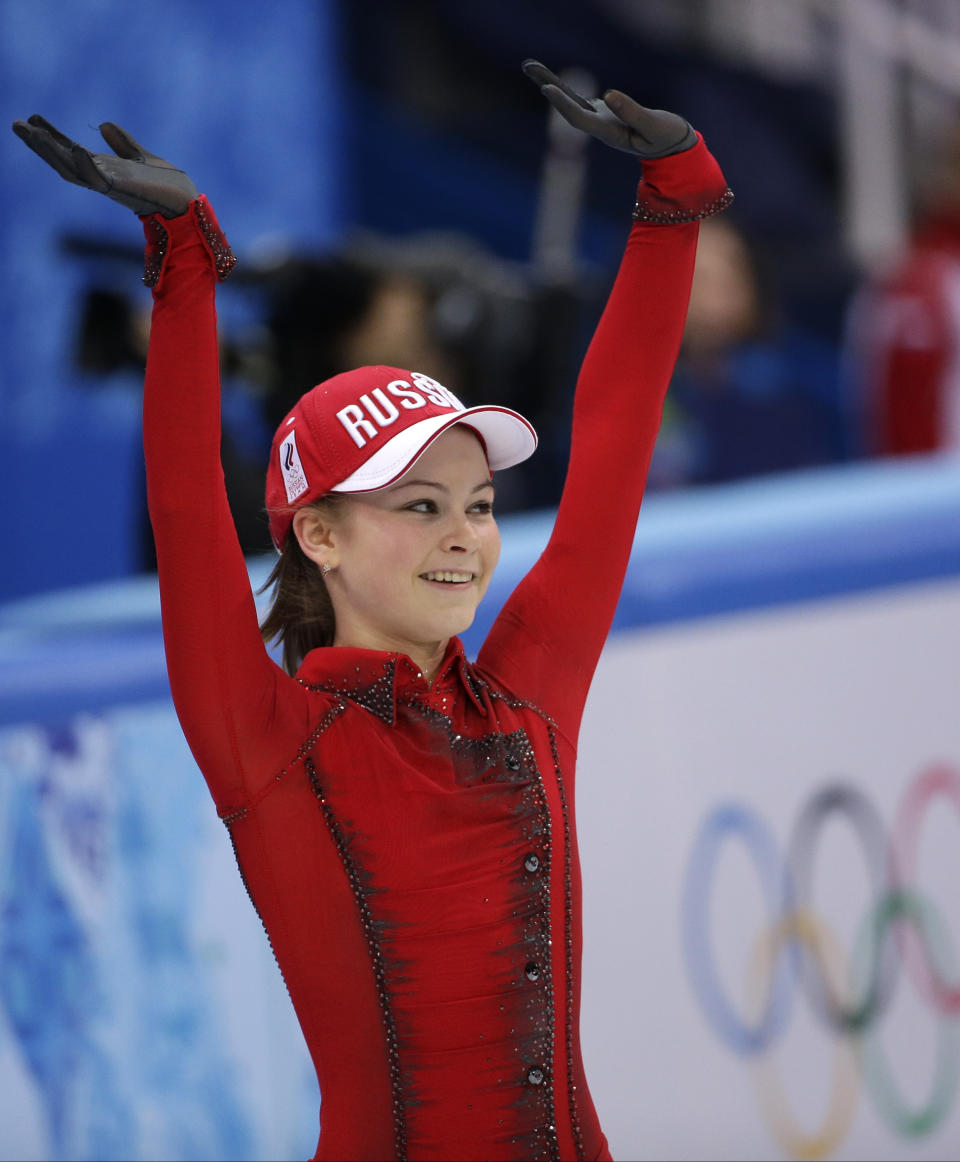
[262,256,459,432]
[649,217,845,489]
[844,119,960,458]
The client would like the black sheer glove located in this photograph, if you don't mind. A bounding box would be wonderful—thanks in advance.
[522,60,697,159]
[11,115,197,219]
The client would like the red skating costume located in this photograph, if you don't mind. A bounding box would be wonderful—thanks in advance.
[142,139,730,1162]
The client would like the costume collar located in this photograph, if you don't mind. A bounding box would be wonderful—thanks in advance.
[295,636,486,725]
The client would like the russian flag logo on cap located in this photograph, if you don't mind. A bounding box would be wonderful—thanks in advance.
[279,429,309,502]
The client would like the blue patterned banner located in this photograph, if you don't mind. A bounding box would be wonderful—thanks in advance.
[0,706,318,1161]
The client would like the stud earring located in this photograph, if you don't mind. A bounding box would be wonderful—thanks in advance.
[321,563,332,577]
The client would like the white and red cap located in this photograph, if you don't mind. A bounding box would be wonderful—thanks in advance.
[265,365,538,549]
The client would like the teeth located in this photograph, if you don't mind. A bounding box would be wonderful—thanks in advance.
[422,571,473,583]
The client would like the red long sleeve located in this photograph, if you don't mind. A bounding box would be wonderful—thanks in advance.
[142,200,314,813]
[478,137,728,740]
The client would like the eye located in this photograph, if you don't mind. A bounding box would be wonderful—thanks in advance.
[405,499,439,514]
[470,500,494,515]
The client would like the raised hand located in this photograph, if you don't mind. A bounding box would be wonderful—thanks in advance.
[11,116,198,218]
[522,60,696,159]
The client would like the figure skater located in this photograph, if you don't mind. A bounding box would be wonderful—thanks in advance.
[13,59,731,1162]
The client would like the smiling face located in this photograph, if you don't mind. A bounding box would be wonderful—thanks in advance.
[292,425,500,673]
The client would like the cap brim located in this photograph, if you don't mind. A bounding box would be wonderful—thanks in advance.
[331,405,538,493]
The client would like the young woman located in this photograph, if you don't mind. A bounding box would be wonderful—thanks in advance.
[14,60,731,1162]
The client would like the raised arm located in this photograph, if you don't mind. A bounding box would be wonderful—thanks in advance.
[477,65,732,738]
[12,117,308,810]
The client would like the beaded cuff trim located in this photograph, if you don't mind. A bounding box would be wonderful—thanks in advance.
[632,185,735,224]
[192,195,238,281]
[141,195,237,287]
[141,216,169,287]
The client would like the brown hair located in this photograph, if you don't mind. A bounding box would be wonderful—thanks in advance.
[259,497,344,675]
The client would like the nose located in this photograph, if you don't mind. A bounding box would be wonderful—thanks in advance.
[442,509,480,553]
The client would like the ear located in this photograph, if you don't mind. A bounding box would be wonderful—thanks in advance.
[292,505,340,571]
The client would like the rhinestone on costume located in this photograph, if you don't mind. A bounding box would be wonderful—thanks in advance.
[296,658,570,1162]
[300,658,397,725]
[546,723,586,1162]
[141,216,169,287]
[305,756,408,1161]
[525,962,541,982]
[191,194,238,281]
[632,185,735,225]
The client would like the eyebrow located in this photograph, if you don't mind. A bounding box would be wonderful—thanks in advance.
[389,478,495,494]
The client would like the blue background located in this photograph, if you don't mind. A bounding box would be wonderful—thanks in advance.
[2,0,343,601]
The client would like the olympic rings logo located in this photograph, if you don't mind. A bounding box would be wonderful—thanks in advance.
[681,765,960,1161]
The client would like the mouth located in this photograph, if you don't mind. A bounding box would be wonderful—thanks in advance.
[419,570,477,587]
